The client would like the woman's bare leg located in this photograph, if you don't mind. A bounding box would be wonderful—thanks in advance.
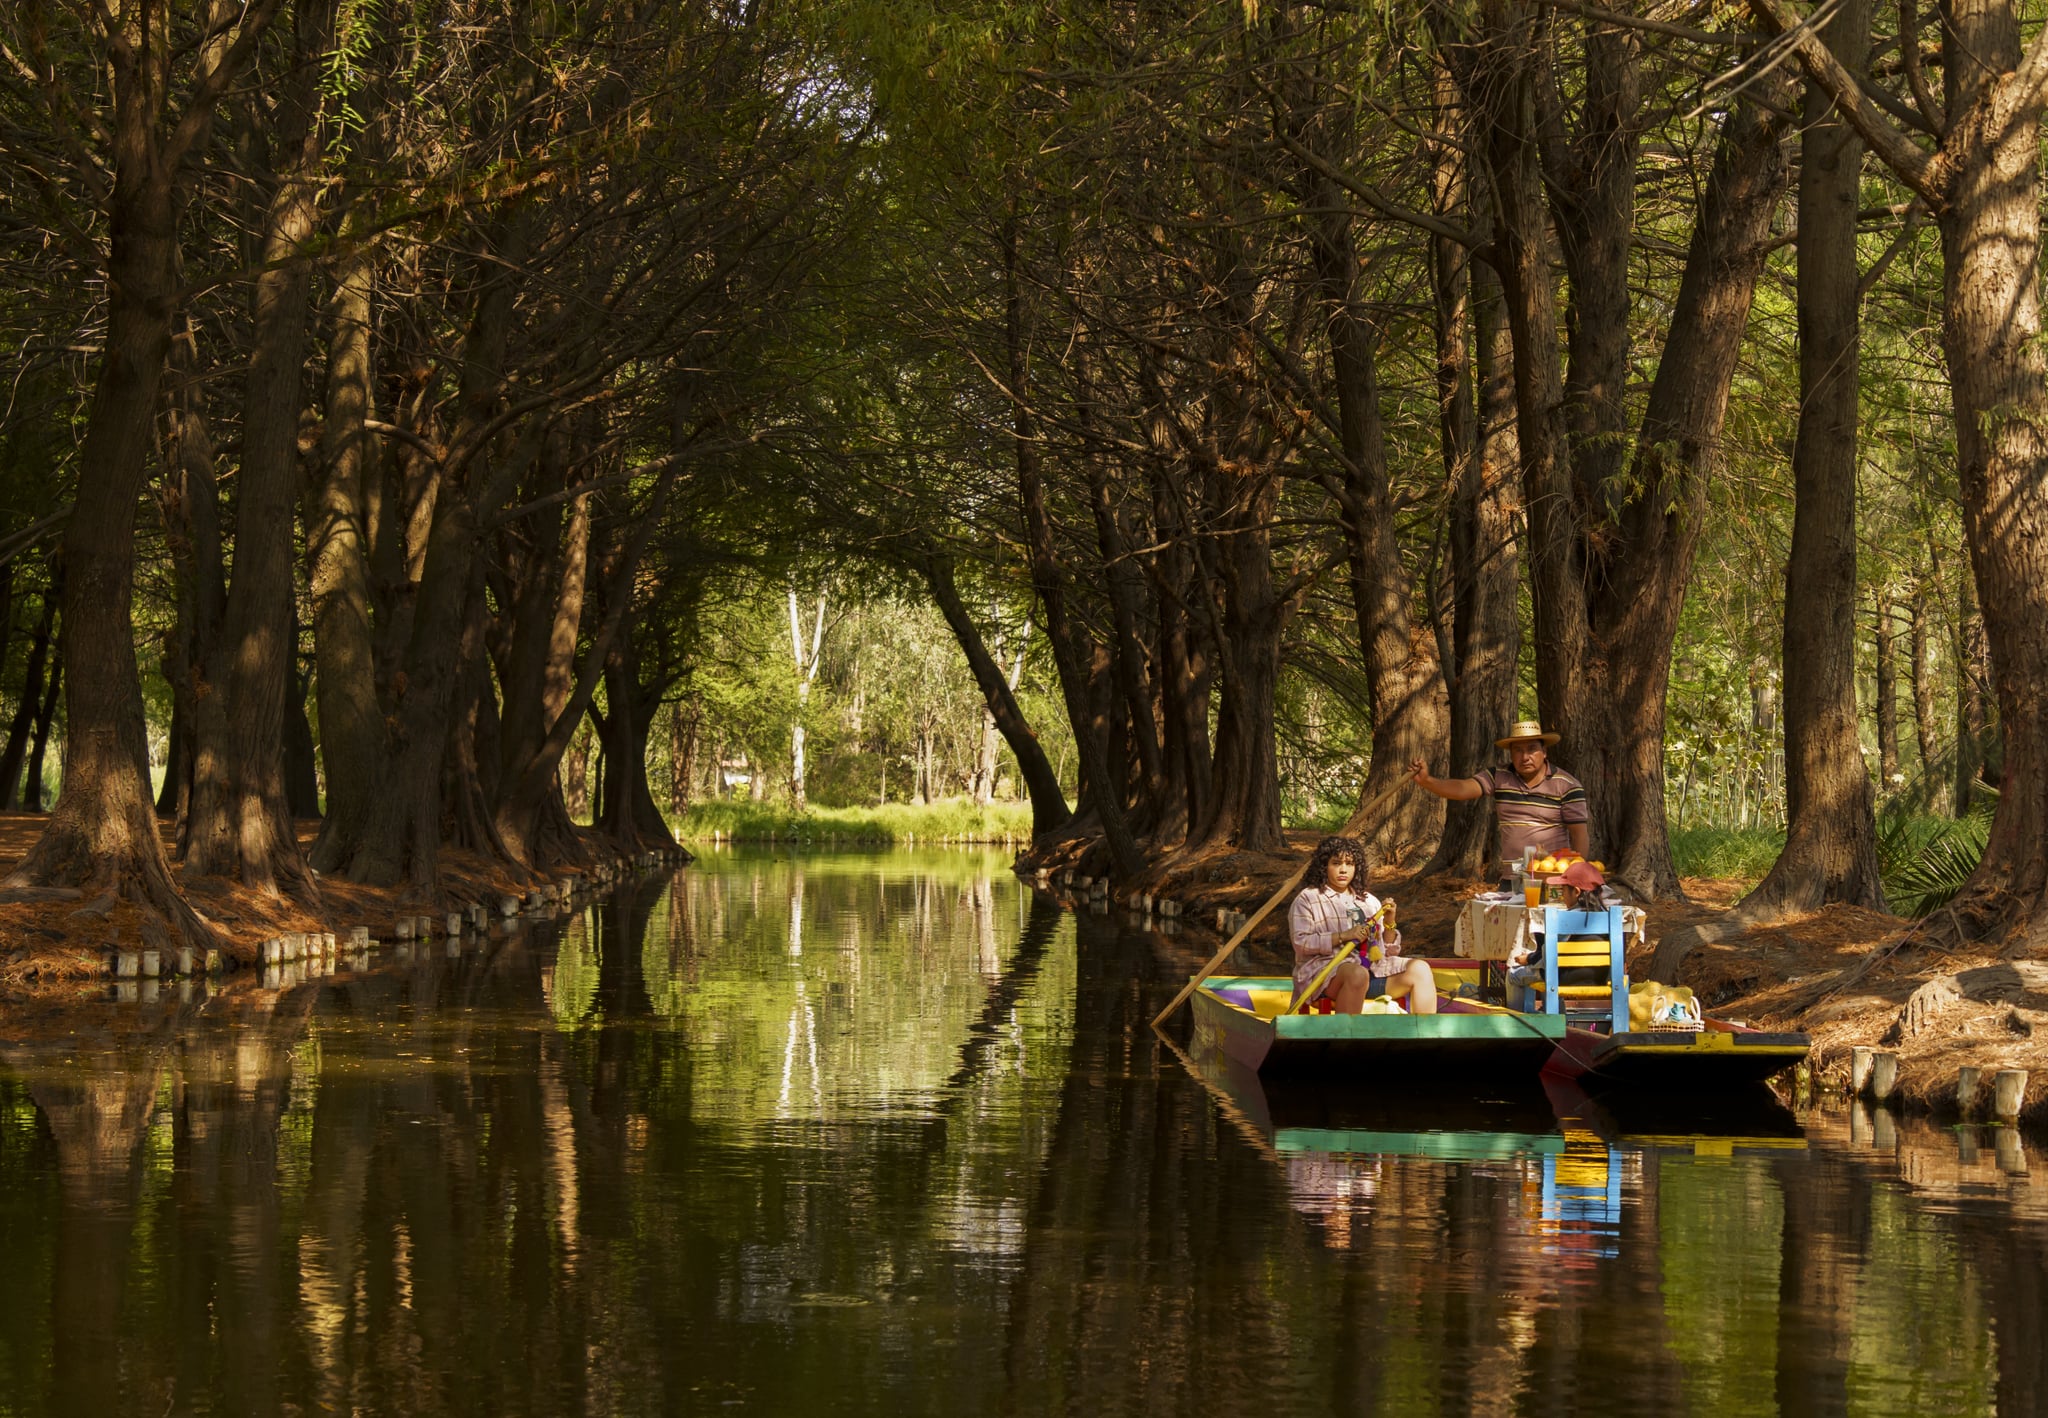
[1329,959,1373,1013]
[1386,961,1438,1014]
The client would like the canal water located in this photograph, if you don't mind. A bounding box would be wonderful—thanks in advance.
[0,848,2041,1415]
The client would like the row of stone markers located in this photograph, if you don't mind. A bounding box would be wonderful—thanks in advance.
[103,845,693,998]
[1026,866,1191,925]
[1851,1044,2030,1123]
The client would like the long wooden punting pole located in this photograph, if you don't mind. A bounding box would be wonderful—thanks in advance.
[1147,859,1310,1031]
[1149,778,1413,1031]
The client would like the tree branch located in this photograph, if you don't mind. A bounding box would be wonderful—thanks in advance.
[162,0,289,172]
[1746,0,1940,202]
[1898,0,1943,132]
[2001,18,2048,121]
[1263,121,1483,248]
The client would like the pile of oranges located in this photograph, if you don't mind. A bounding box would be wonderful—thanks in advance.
[1532,851,1606,875]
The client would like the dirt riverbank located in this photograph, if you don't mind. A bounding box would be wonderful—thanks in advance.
[0,811,681,997]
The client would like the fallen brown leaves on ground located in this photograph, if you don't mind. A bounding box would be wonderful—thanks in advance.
[0,811,612,996]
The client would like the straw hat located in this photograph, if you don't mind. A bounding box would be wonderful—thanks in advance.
[1495,719,1560,748]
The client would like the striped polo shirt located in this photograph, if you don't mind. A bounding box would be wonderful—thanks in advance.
[1475,765,1588,866]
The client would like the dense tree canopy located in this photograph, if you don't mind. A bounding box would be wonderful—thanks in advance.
[0,0,2041,954]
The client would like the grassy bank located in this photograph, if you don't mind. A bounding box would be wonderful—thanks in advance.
[1668,827,1784,884]
[669,799,1036,845]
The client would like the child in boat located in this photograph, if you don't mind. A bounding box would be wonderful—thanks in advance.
[1507,859,1614,993]
[1288,835,1438,1014]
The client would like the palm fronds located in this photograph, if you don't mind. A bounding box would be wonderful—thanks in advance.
[1878,792,1996,918]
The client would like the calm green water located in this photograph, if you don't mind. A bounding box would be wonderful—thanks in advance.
[0,848,2043,1415]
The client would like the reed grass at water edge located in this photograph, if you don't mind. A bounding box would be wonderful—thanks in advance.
[668,799,1037,845]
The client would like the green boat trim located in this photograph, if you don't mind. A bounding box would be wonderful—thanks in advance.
[1190,973,1566,1076]
[1271,1128,1566,1161]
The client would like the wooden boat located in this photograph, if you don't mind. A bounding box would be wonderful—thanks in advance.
[1502,905,1812,1090]
[1187,962,1566,1078]
[1541,1018,1813,1090]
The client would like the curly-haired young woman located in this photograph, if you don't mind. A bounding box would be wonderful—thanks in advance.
[1287,835,1437,1014]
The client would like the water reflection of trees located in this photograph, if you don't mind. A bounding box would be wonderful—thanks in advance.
[0,861,2043,1414]
[0,858,1081,1413]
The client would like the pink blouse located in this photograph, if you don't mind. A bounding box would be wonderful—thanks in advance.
[1289,885,1404,998]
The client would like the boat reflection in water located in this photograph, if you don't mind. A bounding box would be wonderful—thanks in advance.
[1187,1040,1807,1271]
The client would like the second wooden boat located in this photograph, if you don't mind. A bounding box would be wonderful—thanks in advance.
[1541,1018,1813,1089]
[1502,904,1813,1090]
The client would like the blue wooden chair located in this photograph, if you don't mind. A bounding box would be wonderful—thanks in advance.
[1532,906,1628,1035]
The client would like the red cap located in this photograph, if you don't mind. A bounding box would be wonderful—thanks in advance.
[1548,860,1605,890]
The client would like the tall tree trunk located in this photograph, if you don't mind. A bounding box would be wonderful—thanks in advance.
[1187,483,1288,856]
[563,719,592,820]
[155,319,224,831]
[316,207,538,888]
[306,233,387,870]
[974,628,1029,806]
[1164,247,1291,859]
[970,619,1005,805]
[494,461,680,868]
[1465,2,1589,808]
[596,652,677,851]
[670,701,699,814]
[184,0,331,899]
[786,587,826,812]
[488,451,586,867]
[1744,0,1885,916]
[1004,216,1142,878]
[923,556,1071,837]
[283,658,321,820]
[1304,152,1449,867]
[0,584,56,809]
[154,666,186,820]
[1908,582,1947,810]
[3,47,239,944]
[1875,595,1901,786]
[1088,637,1127,818]
[1545,20,1642,514]
[23,655,61,812]
[1931,0,2048,940]
[1148,502,1210,847]
[1572,47,1782,901]
[1419,42,1487,879]
[153,444,214,821]
[327,484,481,889]
[0,563,13,708]
[1956,593,1990,812]
[443,601,515,865]
[1080,450,1166,821]
[1426,254,1522,878]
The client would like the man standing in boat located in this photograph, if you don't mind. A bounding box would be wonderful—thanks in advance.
[1407,720,1590,873]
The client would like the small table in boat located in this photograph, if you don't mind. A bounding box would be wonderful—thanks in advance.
[1453,895,1646,1002]
[1452,895,1646,962]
